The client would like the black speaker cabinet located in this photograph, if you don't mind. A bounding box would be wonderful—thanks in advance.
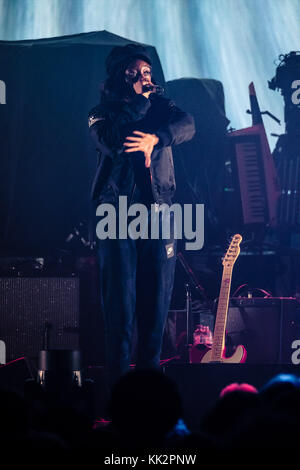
[0,277,80,363]
[226,297,300,364]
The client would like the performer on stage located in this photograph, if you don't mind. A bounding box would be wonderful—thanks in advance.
[88,43,195,386]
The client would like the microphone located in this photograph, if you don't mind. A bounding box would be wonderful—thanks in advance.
[142,83,164,95]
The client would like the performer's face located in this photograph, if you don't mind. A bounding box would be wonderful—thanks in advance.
[125,59,152,86]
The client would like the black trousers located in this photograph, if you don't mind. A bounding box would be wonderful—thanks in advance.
[97,209,177,386]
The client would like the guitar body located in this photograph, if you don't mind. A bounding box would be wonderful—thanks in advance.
[200,345,247,364]
[190,235,247,365]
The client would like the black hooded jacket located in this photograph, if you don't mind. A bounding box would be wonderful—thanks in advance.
[88,92,195,206]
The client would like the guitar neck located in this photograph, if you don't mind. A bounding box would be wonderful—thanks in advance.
[211,265,233,361]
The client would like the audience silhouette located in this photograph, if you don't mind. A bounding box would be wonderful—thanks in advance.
[0,370,300,450]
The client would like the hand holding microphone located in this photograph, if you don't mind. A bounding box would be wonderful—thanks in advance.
[142,83,164,95]
[132,80,155,98]
[132,79,164,98]
[137,82,164,98]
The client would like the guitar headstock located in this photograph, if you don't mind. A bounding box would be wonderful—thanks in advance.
[222,234,242,267]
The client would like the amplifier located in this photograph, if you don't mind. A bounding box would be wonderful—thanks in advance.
[0,277,80,363]
[226,297,300,364]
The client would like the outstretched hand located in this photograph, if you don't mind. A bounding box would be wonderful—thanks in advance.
[124,131,159,168]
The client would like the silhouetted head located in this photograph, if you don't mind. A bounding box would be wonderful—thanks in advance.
[109,369,183,443]
[202,389,259,438]
[0,388,29,438]
[220,382,258,398]
[260,373,300,401]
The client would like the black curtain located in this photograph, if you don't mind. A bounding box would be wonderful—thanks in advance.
[0,31,165,255]
[166,78,230,246]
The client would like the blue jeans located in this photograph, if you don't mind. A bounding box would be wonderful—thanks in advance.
[97,209,177,386]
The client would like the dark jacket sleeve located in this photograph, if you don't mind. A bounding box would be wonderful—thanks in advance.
[154,97,195,148]
[88,95,151,156]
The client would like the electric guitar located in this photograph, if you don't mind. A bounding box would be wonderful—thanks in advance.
[200,234,247,364]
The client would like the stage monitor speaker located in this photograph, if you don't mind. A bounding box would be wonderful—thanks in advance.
[226,297,300,364]
[0,277,80,363]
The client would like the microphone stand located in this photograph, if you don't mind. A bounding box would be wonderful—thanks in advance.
[185,283,193,358]
[177,252,208,301]
[177,252,209,362]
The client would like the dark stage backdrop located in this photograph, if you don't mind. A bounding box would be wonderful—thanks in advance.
[166,78,230,246]
[0,30,165,255]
